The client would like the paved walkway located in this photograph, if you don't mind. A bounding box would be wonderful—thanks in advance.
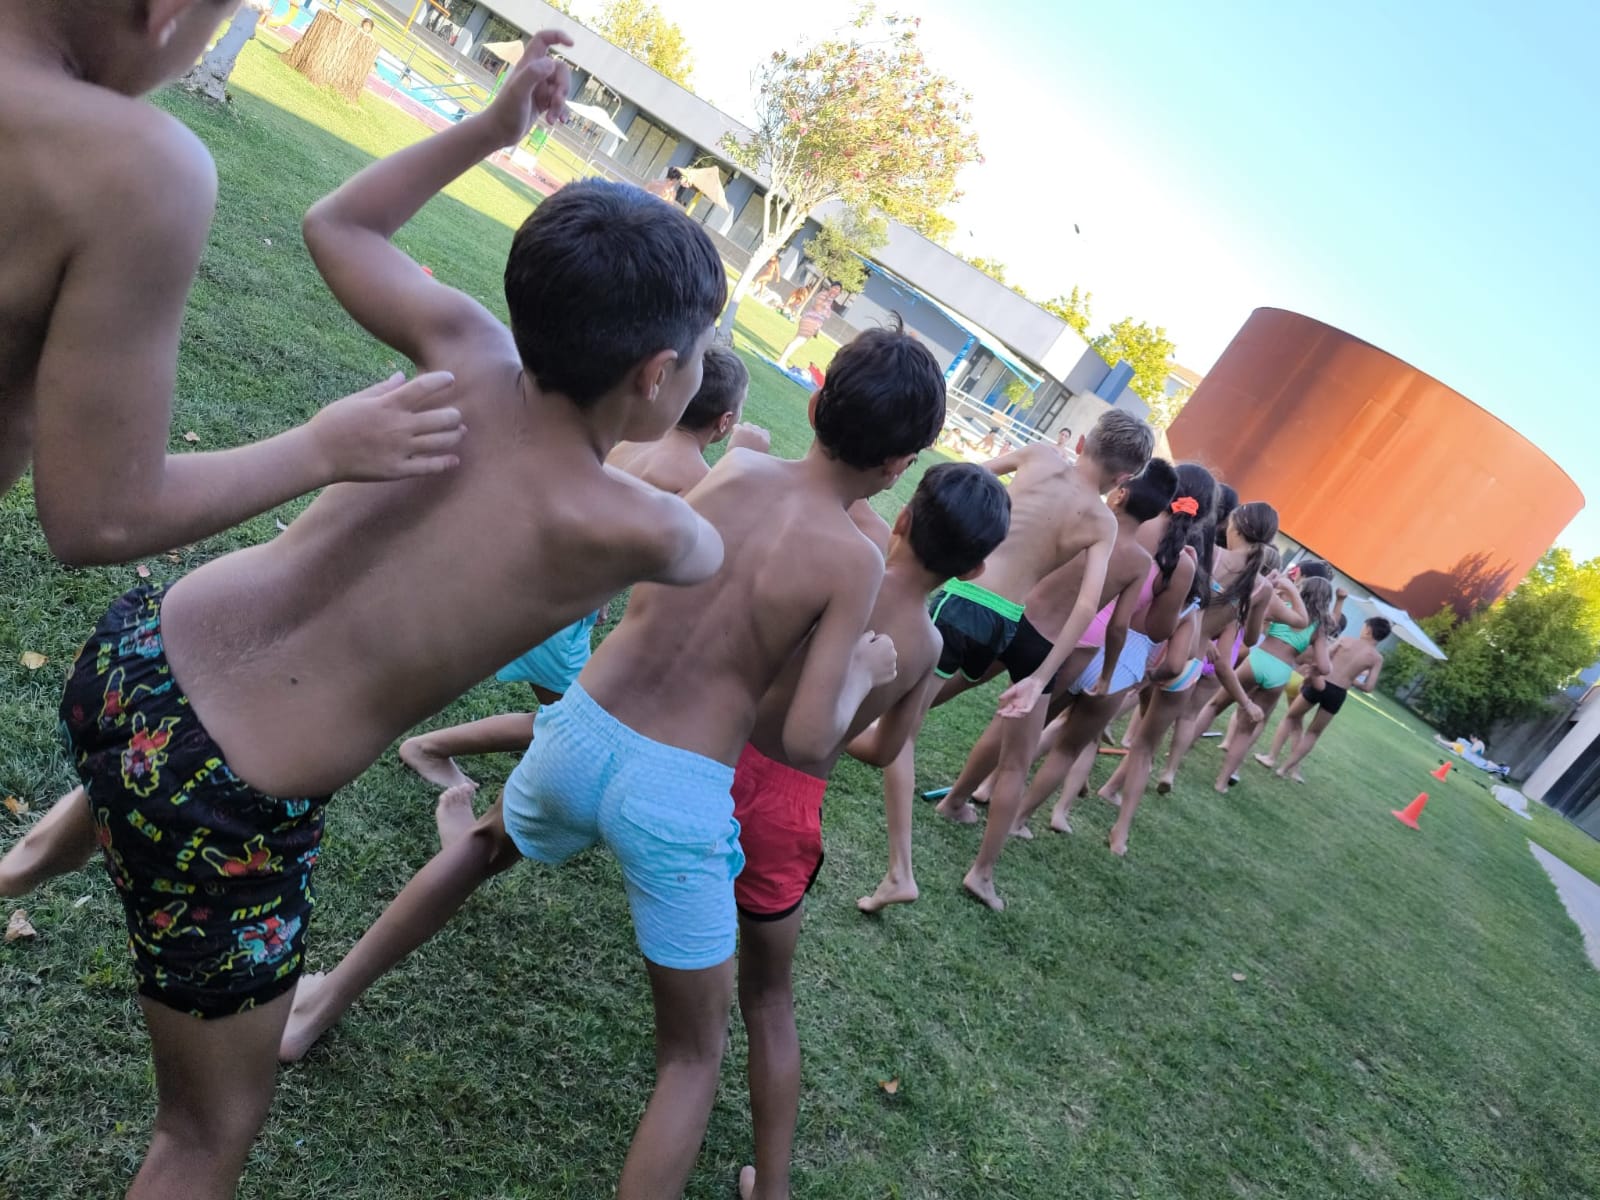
[1530,842,1600,970]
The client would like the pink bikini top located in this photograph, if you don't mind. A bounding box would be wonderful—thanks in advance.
[1079,561,1161,649]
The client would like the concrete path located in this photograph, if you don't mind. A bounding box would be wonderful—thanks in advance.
[1530,842,1600,970]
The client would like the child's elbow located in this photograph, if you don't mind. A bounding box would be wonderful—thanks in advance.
[301,204,339,255]
[44,520,135,568]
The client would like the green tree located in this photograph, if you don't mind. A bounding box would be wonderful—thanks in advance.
[1398,549,1600,733]
[962,255,1010,285]
[594,0,693,86]
[1091,317,1184,427]
[1042,287,1092,337]
[1380,604,1460,700]
[802,210,887,294]
[718,5,980,331]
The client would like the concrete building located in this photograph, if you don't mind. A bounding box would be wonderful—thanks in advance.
[396,0,1147,444]
[1523,689,1600,838]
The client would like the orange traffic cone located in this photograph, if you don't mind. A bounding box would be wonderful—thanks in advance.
[1430,761,1451,781]
[1392,792,1429,829]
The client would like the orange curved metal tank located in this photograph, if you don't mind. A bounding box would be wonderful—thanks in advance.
[1167,308,1583,616]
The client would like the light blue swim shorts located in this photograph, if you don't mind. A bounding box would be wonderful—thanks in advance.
[496,611,600,694]
[501,682,744,970]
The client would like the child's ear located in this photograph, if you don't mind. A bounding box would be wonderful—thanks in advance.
[881,453,916,485]
[635,348,679,401]
[145,0,199,44]
[891,507,912,537]
[806,391,820,429]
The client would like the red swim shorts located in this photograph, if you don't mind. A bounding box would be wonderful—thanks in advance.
[731,743,827,920]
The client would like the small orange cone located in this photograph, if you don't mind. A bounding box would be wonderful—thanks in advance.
[1430,761,1451,781]
[1392,792,1429,829]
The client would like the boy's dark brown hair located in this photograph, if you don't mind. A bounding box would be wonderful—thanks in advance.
[907,463,1010,580]
[504,180,727,407]
[678,346,748,432]
[813,318,946,470]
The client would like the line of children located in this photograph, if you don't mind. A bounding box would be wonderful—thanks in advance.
[919,412,1153,909]
[1256,616,1389,782]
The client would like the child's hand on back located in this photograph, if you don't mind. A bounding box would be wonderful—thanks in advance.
[479,30,574,149]
[309,371,465,480]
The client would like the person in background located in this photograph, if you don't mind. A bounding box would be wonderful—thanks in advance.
[645,165,685,203]
[777,284,842,368]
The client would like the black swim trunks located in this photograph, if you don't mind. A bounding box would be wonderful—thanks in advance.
[60,585,329,1019]
[1302,680,1348,715]
[929,579,1056,692]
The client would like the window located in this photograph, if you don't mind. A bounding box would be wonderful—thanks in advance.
[574,76,621,117]
[727,192,766,250]
[619,115,679,182]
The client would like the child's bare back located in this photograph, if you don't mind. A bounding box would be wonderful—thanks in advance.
[581,447,889,767]
[977,442,1116,601]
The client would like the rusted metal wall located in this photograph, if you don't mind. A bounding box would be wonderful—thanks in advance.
[1167,308,1583,616]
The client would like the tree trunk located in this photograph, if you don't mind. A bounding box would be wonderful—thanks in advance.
[284,11,379,102]
[178,3,264,102]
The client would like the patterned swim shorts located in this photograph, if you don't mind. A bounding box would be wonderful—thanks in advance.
[59,585,329,1019]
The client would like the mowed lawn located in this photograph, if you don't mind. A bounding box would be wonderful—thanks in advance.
[4,44,1600,1200]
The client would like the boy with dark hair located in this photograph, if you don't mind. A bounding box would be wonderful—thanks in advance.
[928,409,1155,909]
[1,36,737,1200]
[0,0,465,565]
[277,323,948,1197]
[1256,616,1388,782]
[734,463,1009,1200]
[399,344,760,802]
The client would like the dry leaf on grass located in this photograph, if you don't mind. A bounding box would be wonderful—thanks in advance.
[3,796,28,817]
[6,909,36,942]
[165,552,182,563]
[73,895,92,909]
[879,1078,899,1095]
[136,564,151,579]
[183,431,200,444]
[20,651,48,670]
[1231,972,1248,983]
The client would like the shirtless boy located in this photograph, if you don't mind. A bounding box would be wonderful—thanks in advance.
[276,324,948,1199]
[396,345,756,810]
[0,0,465,566]
[1256,616,1389,782]
[2,37,738,1200]
[928,410,1153,909]
[927,458,1178,833]
[735,463,1008,1200]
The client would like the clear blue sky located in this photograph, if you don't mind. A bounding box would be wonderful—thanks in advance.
[668,0,1599,556]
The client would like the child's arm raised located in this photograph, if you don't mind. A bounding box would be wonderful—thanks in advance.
[32,125,462,566]
[302,31,573,368]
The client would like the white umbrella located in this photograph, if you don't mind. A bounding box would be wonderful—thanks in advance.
[679,165,729,209]
[1346,593,1448,660]
[482,39,525,64]
[566,100,629,142]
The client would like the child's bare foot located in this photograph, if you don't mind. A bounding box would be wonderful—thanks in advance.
[434,784,478,848]
[739,1166,757,1199]
[1289,770,1306,784]
[972,779,993,806]
[1009,822,1033,840]
[1098,787,1122,808]
[961,867,1005,912]
[857,874,919,913]
[279,971,334,1063]
[935,796,980,825]
[1108,829,1130,857]
[1049,808,1074,834]
[399,736,477,792]
[1254,753,1276,769]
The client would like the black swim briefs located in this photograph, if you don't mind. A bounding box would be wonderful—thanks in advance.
[929,580,1056,692]
[1302,680,1348,715]
[60,585,329,1019]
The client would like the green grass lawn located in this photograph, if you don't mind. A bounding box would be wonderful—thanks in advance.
[5,45,1600,1200]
